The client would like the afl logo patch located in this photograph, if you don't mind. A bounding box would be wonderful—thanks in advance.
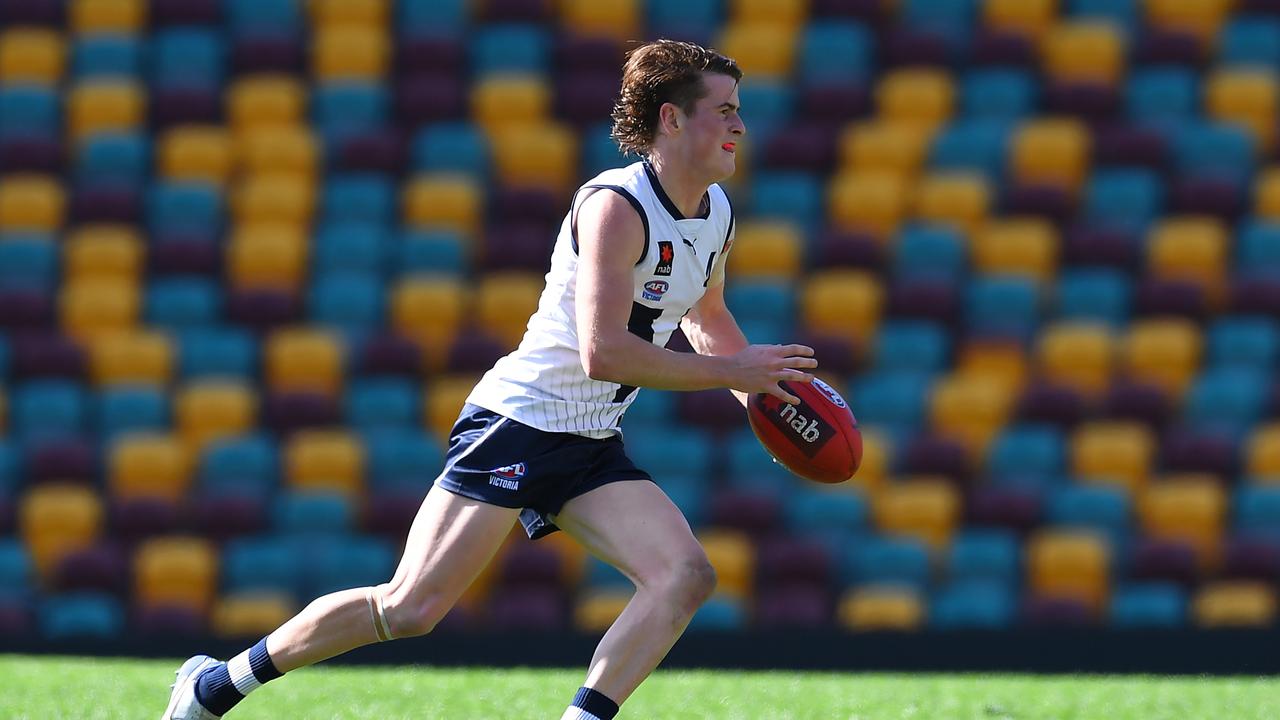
[491,463,527,479]
[812,378,848,409]
[642,280,669,301]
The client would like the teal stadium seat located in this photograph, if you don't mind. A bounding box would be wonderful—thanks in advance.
[987,425,1066,488]
[583,556,630,591]
[1234,486,1280,534]
[582,122,633,178]
[147,182,223,238]
[784,488,869,548]
[1236,221,1280,275]
[398,229,466,276]
[724,280,796,331]
[871,321,950,374]
[1083,169,1163,234]
[304,535,395,598]
[411,122,489,177]
[346,378,418,430]
[620,389,676,429]
[1109,583,1186,628]
[903,0,977,50]
[322,175,395,226]
[1207,318,1279,370]
[961,70,1036,119]
[0,235,57,291]
[966,276,1040,339]
[178,328,256,379]
[226,0,303,39]
[624,426,714,481]
[223,537,304,599]
[72,35,142,79]
[799,22,874,88]
[98,387,168,440]
[947,531,1020,585]
[314,82,389,139]
[399,0,469,37]
[199,434,279,500]
[930,581,1016,629]
[309,273,384,332]
[726,429,799,494]
[1126,69,1199,125]
[315,223,390,277]
[894,225,966,281]
[749,171,823,233]
[1068,0,1138,33]
[0,540,32,592]
[929,119,1011,179]
[662,474,710,527]
[364,427,444,496]
[736,80,794,151]
[1047,485,1132,543]
[1182,368,1268,437]
[470,25,551,76]
[1054,269,1131,327]
[851,371,931,441]
[0,335,8,380]
[151,29,224,90]
[0,87,58,137]
[1219,17,1280,68]
[77,132,149,184]
[40,593,125,640]
[274,491,355,536]
[1175,122,1255,185]
[146,278,222,327]
[14,380,86,442]
[646,0,721,44]
[686,596,746,630]
[845,536,932,590]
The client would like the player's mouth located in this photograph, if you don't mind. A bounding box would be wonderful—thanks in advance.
[721,142,736,153]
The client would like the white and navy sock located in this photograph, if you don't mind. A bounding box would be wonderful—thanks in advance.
[194,637,284,715]
[561,686,619,720]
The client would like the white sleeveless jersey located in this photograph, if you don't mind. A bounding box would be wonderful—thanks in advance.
[467,160,736,438]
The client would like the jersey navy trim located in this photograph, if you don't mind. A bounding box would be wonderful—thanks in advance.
[643,159,710,221]
[570,183,650,266]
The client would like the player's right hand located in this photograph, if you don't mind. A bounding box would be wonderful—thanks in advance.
[725,344,818,405]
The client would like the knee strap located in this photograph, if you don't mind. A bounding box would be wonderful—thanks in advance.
[366,586,395,642]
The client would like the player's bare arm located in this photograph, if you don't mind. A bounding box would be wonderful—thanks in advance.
[576,191,815,404]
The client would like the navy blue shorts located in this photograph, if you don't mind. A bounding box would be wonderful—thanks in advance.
[433,403,654,539]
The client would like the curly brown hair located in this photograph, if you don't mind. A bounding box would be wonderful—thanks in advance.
[610,39,742,156]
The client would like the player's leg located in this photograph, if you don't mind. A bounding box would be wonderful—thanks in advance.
[161,488,518,719]
[549,479,716,718]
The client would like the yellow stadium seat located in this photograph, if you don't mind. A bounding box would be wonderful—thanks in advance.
[955,341,1028,396]
[574,589,632,633]
[1010,119,1090,192]
[227,75,307,133]
[827,171,909,240]
[64,226,144,283]
[972,219,1058,281]
[232,174,315,227]
[175,382,256,452]
[20,484,103,579]
[67,81,144,141]
[226,224,308,292]
[471,75,552,135]
[1138,477,1226,569]
[0,174,64,232]
[403,174,484,239]
[984,0,1057,40]
[310,0,388,29]
[837,122,932,178]
[109,434,191,502]
[312,27,389,80]
[838,586,925,631]
[876,69,955,131]
[729,0,807,26]
[71,0,147,33]
[1042,22,1125,86]
[212,593,298,639]
[1193,581,1277,628]
[874,480,960,549]
[237,127,319,179]
[1145,0,1234,45]
[800,270,883,345]
[1147,217,1228,305]
[90,331,173,387]
[476,271,545,349]
[725,221,803,280]
[1072,421,1156,493]
[716,23,797,80]
[698,529,754,600]
[1121,319,1202,399]
[490,122,579,196]
[265,328,344,397]
[1246,424,1280,479]
[1026,529,1110,611]
[1206,70,1279,151]
[134,537,218,613]
[1256,167,1280,219]
[0,28,63,83]
[930,374,1016,458]
[913,173,990,238]
[424,374,479,441]
[392,277,470,366]
[1036,323,1113,397]
[61,279,140,342]
[286,430,364,494]
[845,429,889,496]
[158,126,233,184]
[562,0,641,39]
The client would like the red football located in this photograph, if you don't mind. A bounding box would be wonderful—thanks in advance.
[747,377,862,484]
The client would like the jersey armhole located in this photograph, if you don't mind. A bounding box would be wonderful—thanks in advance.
[571,184,650,266]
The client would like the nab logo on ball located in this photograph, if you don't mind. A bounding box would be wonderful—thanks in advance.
[760,396,834,459]
[488,462,526,490]
[642,280,669,301]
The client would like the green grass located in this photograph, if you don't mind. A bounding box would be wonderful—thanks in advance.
[2,655,1277,719]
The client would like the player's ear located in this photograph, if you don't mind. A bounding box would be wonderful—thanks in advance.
[658,102,682,136]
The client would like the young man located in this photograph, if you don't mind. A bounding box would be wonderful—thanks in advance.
[162,39,817,720]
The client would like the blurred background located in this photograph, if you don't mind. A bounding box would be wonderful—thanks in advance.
[1,0,1279,669]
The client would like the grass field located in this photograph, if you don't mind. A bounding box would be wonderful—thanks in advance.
[2,655,1276,719]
